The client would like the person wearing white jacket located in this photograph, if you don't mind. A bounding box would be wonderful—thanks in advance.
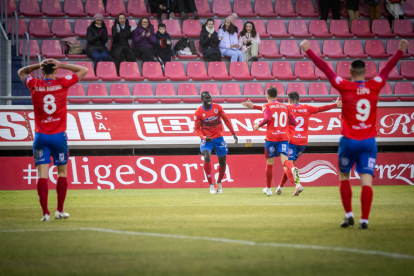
[218,13,244,62]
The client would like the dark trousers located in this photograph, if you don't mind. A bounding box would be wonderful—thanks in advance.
[320,0,341,21]
[388,14,404,29]
[115,47,136,75]
[205,53,221,62]
[91,50,109,71]
[169,0,197,13]
[156,48,172,63]
[133,45,155,63]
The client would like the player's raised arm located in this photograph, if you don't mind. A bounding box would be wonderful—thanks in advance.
[287,108,297,126]
[316,97,342,113]
[241,99,262,111]
[48,59,88,80]
[300,40,336,82]
[379,39,408,80]
[220,110,238,145]
[17,59,48,83]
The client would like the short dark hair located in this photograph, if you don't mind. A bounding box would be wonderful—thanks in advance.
[201,91,211,98]
[288,91,300,103]
[267,86,278,98]
[158,23,166,30]
[43,63,55,75]
[350,59,366,76]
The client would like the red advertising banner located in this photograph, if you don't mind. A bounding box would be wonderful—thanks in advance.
[0,153,413,190]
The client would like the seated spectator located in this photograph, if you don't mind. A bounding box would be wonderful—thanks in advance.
[365,0,381,29]
[346,0,360,28]
[169,0,199,20]
[86,13,109,72]
[149,0,169,22]
[132,18,156,63]
[239,21,260,62]
[320,0,341,21]
[386,0,405,29]
[218,13,243,62]
[154,23,175,68]
[199,18,222,62]
[109,13,136,75]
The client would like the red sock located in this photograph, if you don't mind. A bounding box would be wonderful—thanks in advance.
[204,162,213,185]
[217,166,226,183]
[37,178,50,216]
[361,186,373,220]
[266,164,273,188]
[279,170,288,187]
[339,180,353,213]
[283,160,295,184]
[56,177,68,212]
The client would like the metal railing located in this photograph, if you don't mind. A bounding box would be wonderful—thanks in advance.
[0,0,8,36]
[21,32,30,67]
[0,22,11,105]
[10,11,18,55]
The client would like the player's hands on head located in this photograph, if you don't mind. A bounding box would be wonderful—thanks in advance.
[205,136,212,142]
[241,99,254,109]
[399,39,409,52]
[335,97,342,107]
[253,123,260,131]
[233,134,238,145]
[300,40,310,52]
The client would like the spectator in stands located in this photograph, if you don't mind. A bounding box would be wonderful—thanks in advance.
[345,0,360,27]
[199,18,222,62]
[218,13,243,62]
[154,23,174,68]
[109,13,136,75]
[320,0,342,21]
[365,0,381,29]
[149,0,169,22]
[386,0,405,29]
[239,21,260,62]
[86,13,109,72]
[168,0,199,20]
[132,18,156,63]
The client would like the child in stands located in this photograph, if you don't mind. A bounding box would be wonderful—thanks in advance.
[154,23,175,69]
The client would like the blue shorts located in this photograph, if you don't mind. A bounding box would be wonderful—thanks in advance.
[33,132,69,166]
[265,140,289,159]
[288,144,307,161]
[338,136,377,176]
[200,136,228,157]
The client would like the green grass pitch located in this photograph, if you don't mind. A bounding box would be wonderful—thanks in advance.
[0,186,413,276]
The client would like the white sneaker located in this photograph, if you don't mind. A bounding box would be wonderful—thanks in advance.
[209,184,217,194]
[293,184,304,196]
[292,167,301,186]
[276,186,283,195]
[263,187,272,196]
[40,214,50,222]
[217,183,223,194]
[55,210,70,220]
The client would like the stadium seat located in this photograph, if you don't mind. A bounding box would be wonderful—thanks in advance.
[194,40,204,59]
[85,0,108,17]
[55,62,71,79]
[119,62,144,81]
[409,40,414,57]
[195,0,214,16]
[309,20,333,38]
[244,83,265,103]
[29,19,53,38]
[128,0,150,16]
[249,20,270,38]
[365,61,378,79]
[68,84,89,104]
[280,40,303,58]
[7,19,27,37]
[272,62,296,80]
[208,62,232,80]
[88,84,111,104]
[393,20,414,37]
[267,20,290,38]
[74,19,92,38]
[395,82,414,101]
[379,61,403,80]
[199,83,224,103]
[214,19,223,32]
[234,19,244,33]
[165,62,190,81]
[275,0,297,17]
[5,0,17,16]
[221,83,244,103]
[104,20,114,38]
[150,20,159,32]
[288,20,312,38]
[379,83,397,102]
[372,20,395,38]
[143,62,167,81]
[296,0,318,17]
[336,61,351,79]
[131,84,156,104]
[19,0,42,16]
[51,19,74,38]
[233,0,256,17]
[64,0,87,16]
[386,40,411,58]
[343,40,368,58]
[156,84,180,104]
[294,61,318,80]
[251,62,274,80]
[187,62,211,80]
[351,20,375,38]
[42,40,66,59]
[42,0,65,16]
[230,62,254,80]
[75,62,99,81]
[365,40,390,58]
[182,20,201,38]
[162,20,184,38]
[405,0,414,16]
[259,40,282,59]
[265,83,285,102]
[19,40,40,58]
[178,84,199,103]
[322,40,346,58]
[106,0,129,17]
[96,62,121,81]
[287,83,311,102]
[212,0,232,16]
[302,40,325,58]
[315,61,335,80]
[401,61,414,80]
[308,83,331,102]
[110,84,132,104]
[330,20,353,38]
[254,0,275,16]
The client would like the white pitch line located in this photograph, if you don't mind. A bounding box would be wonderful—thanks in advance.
[1,227,413,260]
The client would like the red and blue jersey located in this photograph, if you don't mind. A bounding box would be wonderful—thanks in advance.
[194,103,235,139]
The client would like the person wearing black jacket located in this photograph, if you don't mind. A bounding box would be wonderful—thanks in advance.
[86,14,109,72]
[199,18,222,62]
[109,13,136,75]
[149,0,169,22]
[154,23,175,68]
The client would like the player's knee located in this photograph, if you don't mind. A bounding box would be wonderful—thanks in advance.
[218,158,226,167]
[202,150,211,163]
[266,158,274,165]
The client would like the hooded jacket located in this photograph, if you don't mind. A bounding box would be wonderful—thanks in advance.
[86,21,108,58]
[199,25,221,59]
[132,25,156,49]
[217,24,240,56]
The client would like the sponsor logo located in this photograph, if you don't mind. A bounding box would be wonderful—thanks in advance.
[335,76,343,84]
[288,148,294,156]
[281,144,287,152]
[204,116,218,122]
[298,160,338,183]
[293,133,306,139]
[340,157,350,167]
[214,109,218,114]
[59,153,65,162]
[368,157,376,169]
[352,122,372,130]
[65,75,73,80]
[374,76,382,83]
[41,116,61,124]
[269,147,275,153]
[34,150,43,159]
[272,130,285,135]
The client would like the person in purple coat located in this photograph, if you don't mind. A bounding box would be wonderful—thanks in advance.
[132,18,156,63]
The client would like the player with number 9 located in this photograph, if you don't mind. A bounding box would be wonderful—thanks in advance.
[18,59,88,222]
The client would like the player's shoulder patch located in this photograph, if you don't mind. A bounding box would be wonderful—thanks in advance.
[65,75,73,80]
[334,76,344,85]
[373,76,383,83]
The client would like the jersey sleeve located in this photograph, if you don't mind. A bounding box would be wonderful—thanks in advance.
[58,74,79,88]
[193,110,204,139]
[309,105,319,114]
[220,106,235,134]
[25,76,37,90]
[330,75,349,93]
[367,75,386,93]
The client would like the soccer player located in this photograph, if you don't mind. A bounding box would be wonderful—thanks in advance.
[194,91,238,194]
[300,39,409,229]
[18,59,88,222]
[243,93,342,195]
[250,86,302,196]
